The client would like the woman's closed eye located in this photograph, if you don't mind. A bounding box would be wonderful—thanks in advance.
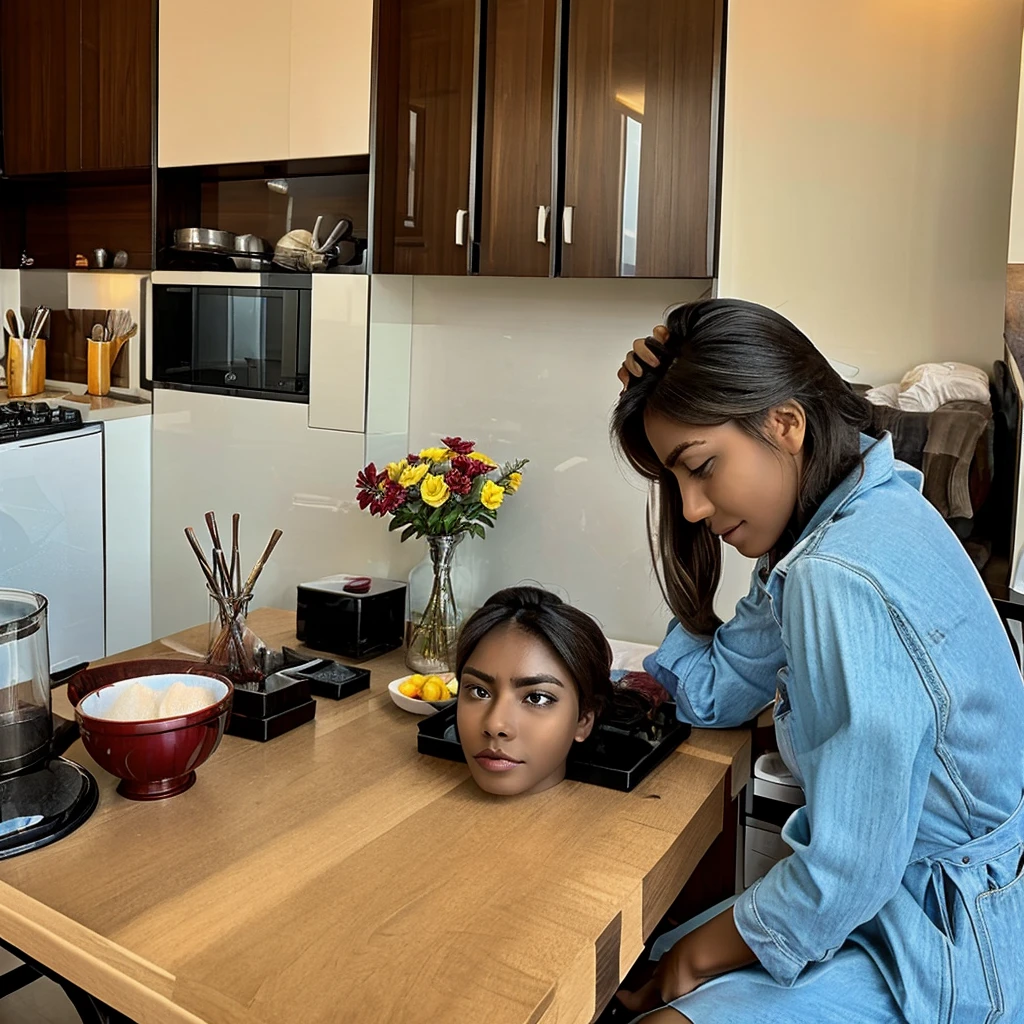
[688,457,715,479]
[523,691,557,707]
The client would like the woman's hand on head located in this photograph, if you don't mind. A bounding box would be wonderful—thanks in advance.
[617,325,668,392]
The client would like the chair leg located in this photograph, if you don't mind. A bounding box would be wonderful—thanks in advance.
[0,963,41,998]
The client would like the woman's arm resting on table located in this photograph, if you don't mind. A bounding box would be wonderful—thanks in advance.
[644,567,784,728]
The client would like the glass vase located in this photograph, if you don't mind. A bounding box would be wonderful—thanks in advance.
[406,534,464,673]
[206,588,268,686]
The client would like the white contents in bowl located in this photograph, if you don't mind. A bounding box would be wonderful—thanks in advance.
[93,679,220,721]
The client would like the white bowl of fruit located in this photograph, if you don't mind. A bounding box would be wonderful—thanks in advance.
[387,673,458,715]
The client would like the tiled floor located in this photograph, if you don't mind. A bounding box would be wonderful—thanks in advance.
[0,947,81,1023]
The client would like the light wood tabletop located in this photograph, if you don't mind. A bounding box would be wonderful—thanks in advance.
[0,608,753,1024]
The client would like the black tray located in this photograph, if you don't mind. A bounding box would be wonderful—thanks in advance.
[227,698,317,742]
[416,701,690,792]
[284,659,370,701]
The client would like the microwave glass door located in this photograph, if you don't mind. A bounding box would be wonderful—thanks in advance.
[153,286,309,399]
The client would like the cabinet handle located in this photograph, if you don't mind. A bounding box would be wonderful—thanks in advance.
[455,209,468,246]
[536,205,550,244]
[562,206,574,245]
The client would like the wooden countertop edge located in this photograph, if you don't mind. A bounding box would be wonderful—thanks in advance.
[0,882,206,1024]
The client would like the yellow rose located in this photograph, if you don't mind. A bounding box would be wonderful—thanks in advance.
[420,473,451,508]
[480,480,505,511]
[506,471,522,493]
[385,460,407,483]
[418,447,448,464]
[399,462,429,487]
[469,451,497,467]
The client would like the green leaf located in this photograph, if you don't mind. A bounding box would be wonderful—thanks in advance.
[388,517,404,532]
[472,524,486,540]
[400,525,418,542]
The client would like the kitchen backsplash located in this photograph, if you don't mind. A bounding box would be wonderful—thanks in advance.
[396,275,757,645]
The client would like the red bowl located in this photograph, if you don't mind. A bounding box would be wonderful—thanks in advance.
[67,660,233,801]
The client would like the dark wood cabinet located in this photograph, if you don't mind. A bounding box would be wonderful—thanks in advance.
[561,0,722,278]
[0,0,153,175]
[80,0,153,170]
[477,0,558,276]
[376,0,724,278]
[0,0,79,175]
[375,0,477,275]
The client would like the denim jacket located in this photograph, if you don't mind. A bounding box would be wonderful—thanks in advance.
[644,434,1024,1022]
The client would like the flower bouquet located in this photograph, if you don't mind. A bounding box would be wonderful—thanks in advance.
[356,436,527,671]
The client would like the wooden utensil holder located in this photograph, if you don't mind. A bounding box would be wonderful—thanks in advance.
[87,336,128,396]
[6,337,46,397]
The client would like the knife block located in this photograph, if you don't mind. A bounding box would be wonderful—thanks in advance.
[6,337,46,397]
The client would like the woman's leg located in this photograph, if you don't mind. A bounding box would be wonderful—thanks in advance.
[640,1011,692,1024]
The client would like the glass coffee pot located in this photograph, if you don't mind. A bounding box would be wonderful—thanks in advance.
[0,589,54,774]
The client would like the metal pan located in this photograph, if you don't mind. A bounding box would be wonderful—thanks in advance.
[229,253,275,271]
[173,228,236,253]
[234,234,271,254]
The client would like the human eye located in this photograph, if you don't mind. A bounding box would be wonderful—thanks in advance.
[523,691,557,707]
[689,457,715,479]
[467,684,490,700]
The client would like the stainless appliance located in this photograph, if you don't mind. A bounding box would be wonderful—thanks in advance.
[150,273,311,401]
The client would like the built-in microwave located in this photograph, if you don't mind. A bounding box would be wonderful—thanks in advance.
[149,272,311,402]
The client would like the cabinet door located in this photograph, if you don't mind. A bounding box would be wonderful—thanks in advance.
[80,0,153,170]
[561,0,722,278]
[158,0,290,167]
[476,0,557,277]
[0,0,80,175]
[374,0,477,275]
[290,0,373,160]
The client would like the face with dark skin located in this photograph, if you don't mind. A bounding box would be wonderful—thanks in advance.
[642,404,807,559]
[457,623,596,796]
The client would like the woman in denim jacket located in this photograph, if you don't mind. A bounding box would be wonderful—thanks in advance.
[613,299,1024,1024]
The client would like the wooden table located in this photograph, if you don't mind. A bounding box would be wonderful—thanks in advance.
[0,609,752,1024]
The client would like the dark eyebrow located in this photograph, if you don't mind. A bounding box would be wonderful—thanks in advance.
[512,674,565,689]
[665,439,705,469]
[462,666,494,683]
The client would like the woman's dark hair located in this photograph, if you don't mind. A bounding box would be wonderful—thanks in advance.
[612,298,871,637]
[455,586,612,718]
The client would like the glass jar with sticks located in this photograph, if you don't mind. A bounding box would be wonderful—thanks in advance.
[183,513,283,686]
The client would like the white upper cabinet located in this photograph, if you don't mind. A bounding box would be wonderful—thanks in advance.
[158,0,372,167]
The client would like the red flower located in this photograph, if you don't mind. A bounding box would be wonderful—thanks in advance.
[444,469,473,495]
[356,463,381,492]
[406,454,421,465]
[370,481,407,516]
[452,455,491,479]
[441,436,475,455]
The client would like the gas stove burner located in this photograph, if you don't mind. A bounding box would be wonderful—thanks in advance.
[0,401,83,442]
[0,757,98,859]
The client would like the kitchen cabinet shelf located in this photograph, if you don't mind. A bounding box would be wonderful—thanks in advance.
[156,157,370,273]
[373,0,724,279]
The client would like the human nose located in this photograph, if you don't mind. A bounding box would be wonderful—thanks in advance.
[678,476,714,524]
[482,695,517,741]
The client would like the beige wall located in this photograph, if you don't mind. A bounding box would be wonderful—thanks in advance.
[717,0,1022,387]
[1009,34,1024,262]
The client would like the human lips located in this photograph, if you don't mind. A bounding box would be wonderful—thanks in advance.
[474,749,524,772]
[716,522,744,542]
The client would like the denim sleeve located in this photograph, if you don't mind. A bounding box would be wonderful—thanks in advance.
[641,567,784,727]
[733,555,934,985]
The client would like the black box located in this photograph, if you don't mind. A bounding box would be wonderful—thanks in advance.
[296,576,406,659]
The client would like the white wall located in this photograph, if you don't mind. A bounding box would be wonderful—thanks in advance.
[405,277,711,644]
[714,0,1024,615]
[1009,32,1024,262]
[718,0,1022,386]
